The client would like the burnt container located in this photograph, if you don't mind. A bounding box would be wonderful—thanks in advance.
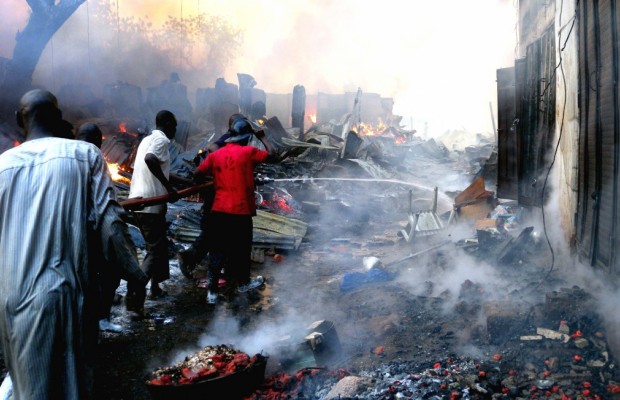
[275,335,317,373]
[305,320,343,367]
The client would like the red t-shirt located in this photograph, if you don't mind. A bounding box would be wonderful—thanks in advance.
[197,143,268,215]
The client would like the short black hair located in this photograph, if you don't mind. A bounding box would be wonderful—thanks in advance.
[156,110,176,127]
[76,122,103,148]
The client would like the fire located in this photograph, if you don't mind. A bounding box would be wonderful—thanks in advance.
[107,162,131,184]
[394,136,407,144]
[118,122,127,133]
[350,119,410,144]
[13,140,20,147]
[308,114,317,124]
[352,119,388,137]
[260,189,300,217]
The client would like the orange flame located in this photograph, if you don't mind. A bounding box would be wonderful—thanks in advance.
[308,114,316,124]
[107,162,131,184]
[118,122,127,133]
[394,136,407,144]
[352,119,388,137]
[13,140,20,147]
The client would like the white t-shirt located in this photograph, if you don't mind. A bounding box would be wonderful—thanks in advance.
[129,130,170,214]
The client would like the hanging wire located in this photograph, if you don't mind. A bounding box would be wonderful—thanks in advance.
[50,39,56,93]
[116,0,120,54]
[531,0,578,292]
[86,0,91,71]
[513,0,520,58]
[180,0,184,67]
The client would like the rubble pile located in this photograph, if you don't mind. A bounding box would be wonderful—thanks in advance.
[240,293,619,399]
[8,104,610,400]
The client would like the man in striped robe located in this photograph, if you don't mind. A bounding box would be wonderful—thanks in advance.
[0,89,147,399]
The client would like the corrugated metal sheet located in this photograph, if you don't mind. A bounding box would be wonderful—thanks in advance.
[576,0,620,273]
[518,26,556,207]
[496,67,518,199]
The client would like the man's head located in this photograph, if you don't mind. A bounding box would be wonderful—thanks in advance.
[155,110,177,140]
[76,122,103,148]
[225,117,254,145]
[228,113,245,129]
[16,89,63,138]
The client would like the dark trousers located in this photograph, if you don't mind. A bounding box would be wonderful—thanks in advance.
[134,212,170,284]
[186,209,214,266]
[185,187,216,266]
[99,269,120,320]
[88,232,120,320]
[207,212,253,292]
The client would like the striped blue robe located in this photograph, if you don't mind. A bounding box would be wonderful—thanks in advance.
[0,137,130,399]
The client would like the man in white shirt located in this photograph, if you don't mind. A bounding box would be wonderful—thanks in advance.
[127,110,179,304]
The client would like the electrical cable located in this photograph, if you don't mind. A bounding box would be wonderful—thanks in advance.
[86,0,91,71]
[116,0,120,53]
[531,0,578,292]
[50,39,56,93]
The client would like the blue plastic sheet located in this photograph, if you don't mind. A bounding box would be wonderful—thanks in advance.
[340,268,393,292]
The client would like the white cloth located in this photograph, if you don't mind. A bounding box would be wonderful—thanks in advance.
[0,374,13,400]
[128,130,170,214]
[0,137,122,399]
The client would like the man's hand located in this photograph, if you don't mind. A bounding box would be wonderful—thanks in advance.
[168,190,180,203]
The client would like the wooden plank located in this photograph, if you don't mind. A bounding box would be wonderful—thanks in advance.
[253,210,308,239]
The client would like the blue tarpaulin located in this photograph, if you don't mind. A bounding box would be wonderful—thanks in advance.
[340,268,393,292]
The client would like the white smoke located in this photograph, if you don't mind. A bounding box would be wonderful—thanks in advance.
[1,0,518,137]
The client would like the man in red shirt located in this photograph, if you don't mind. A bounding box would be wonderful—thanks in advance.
[178,113,245,278]
[195,117,279,304]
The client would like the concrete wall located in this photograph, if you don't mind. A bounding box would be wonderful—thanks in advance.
[518,0,579,245]
[519,0,556,54]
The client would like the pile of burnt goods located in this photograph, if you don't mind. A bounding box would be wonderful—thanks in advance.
[448,176,544,267]
[244,290,620,399]
[168,205,308,254]
[95,111,494,198]
[96,114,500,258]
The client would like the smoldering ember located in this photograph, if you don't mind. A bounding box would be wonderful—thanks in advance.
[2,1,620,400]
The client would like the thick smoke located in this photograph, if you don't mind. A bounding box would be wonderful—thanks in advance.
[1,0,517,136]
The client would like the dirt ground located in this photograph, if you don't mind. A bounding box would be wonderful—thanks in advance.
[2,156,617,399]
[88,178,617,399]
